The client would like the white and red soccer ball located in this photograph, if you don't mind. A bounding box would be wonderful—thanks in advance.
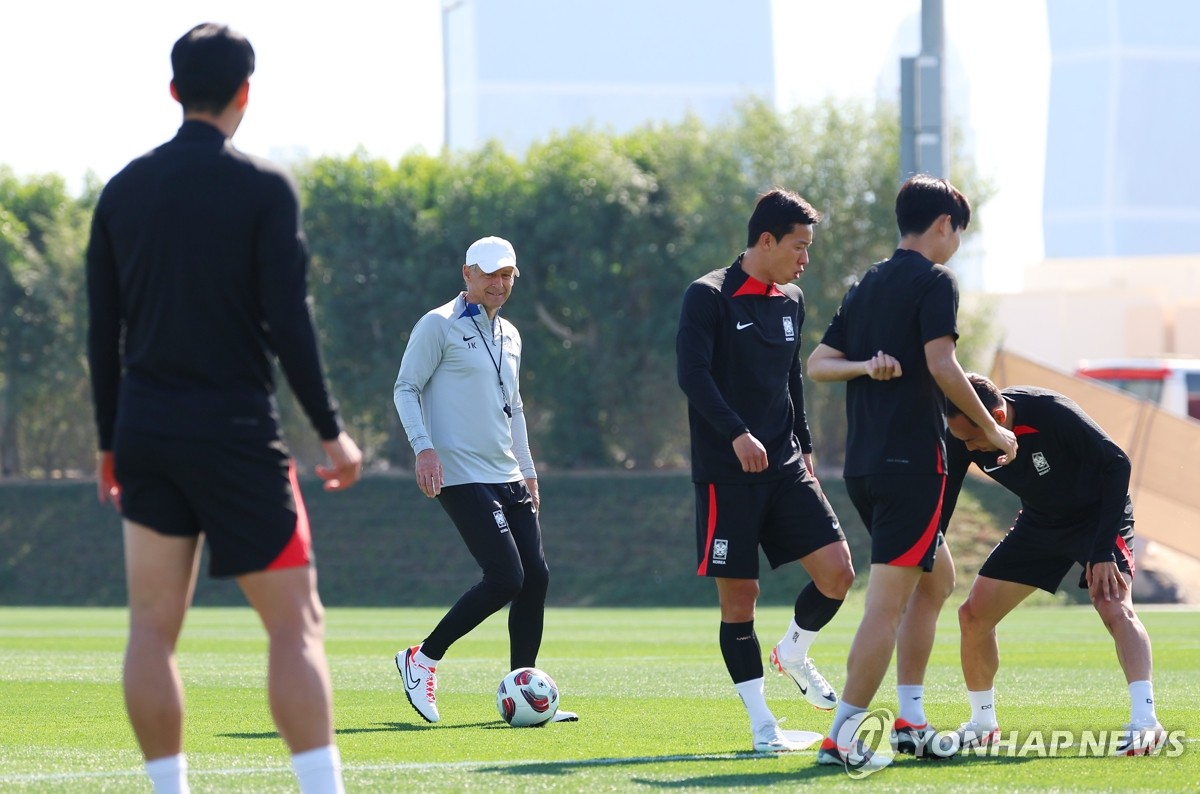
[496,667,559,727]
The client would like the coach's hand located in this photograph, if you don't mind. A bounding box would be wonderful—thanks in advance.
[414,448,444,498]
[1086,561,1129,602]
[96,450,122,511]
[733,432,769,474]
[318,432,363,491]
[526,476,540,513]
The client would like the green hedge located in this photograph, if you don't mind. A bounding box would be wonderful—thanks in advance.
[0,471,1015,607]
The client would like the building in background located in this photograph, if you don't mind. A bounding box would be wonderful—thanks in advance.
[1042,0,1200,259]
[989,0,1200,372]
[442,0,774,152]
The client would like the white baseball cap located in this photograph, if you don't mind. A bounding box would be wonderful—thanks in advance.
[465,236,519,276]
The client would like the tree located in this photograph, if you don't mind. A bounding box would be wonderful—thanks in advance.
[0,169,95,477]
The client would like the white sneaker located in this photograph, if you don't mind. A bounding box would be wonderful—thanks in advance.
[550,709,579,723]
[816,737,893,771]
[752,720,807,753]
[1113,719,1166,756]
[396,646,439,723]
[769,645,837,710]
[956,720,1000,750]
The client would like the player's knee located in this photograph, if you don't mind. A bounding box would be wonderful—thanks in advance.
[1092,596,1133,629]
[958,597,984,632]
[522,563,549,598]
[820,565,854,600]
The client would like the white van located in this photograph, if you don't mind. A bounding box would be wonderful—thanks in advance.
[1075,358,1200,421]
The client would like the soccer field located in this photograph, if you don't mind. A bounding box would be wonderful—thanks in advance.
[0,604,1196,792]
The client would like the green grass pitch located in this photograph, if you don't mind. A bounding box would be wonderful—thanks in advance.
[0,603,1196,792]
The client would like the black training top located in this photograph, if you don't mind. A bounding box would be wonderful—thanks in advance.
[86,120,341,450]
[821,248,959,478]
[677,255,812,484]
[942,387,1132,564]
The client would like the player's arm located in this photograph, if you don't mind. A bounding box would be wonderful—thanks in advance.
[84,201,123,508]
[807,344,903,382]
[806,297,902,382]
[925,336,1017,465]
[257,173,343,442]
[676,284,744,436]
[1049,404,1134,566]
[940,434,972,534]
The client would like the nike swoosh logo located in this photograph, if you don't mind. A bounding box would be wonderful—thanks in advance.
[404,657,422,690]
[736,322,753,330]
[462,335,476,342]
[982,463,1004,473]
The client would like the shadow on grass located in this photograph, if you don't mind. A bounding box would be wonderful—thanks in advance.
[219,720,504,740]
[471,749,1041,786]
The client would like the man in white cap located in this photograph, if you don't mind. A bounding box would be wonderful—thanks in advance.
[392,236,577,725]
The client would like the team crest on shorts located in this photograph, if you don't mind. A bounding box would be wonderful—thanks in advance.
[1032,452,1050,475]
[712,539,729,564]
[493,509,510,533]
[782,316,796,341]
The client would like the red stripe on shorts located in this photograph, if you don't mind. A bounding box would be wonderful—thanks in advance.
[697,484,718,576]
[890,445,946,566]
[267,461,313,570]
[1116,533,1135,575]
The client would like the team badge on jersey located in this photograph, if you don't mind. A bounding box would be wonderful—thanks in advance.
[493,509,510,533]
[1032,452,1050,475]
[712,539,729,564]
[782,316,796,341]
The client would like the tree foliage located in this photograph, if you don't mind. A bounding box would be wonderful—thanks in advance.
[0,99,992,477]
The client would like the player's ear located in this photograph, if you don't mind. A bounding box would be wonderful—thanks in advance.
[169,81,181,104]
[993,405,1007,424]
[234,80,250,110]
[757,231,775,249]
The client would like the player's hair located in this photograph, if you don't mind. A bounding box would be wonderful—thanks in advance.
[746,188,822,248]
[171,23,255,114]
[946,372,1004,421]
[895,174,971,236]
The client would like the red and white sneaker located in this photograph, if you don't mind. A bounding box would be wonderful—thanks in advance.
[1113,720,1166,756]
[816,736,892,771]
[956,720,1001,751]
[396,645,439,723]
[769,644,837,710]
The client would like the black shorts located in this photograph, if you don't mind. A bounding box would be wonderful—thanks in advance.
[979,500,1136,593]
[436,481,547,578]
[695,470,845,579]
[845,474,946,572]
[113,428,311,578]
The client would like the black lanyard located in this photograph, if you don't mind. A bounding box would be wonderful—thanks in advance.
[471,312,512,418]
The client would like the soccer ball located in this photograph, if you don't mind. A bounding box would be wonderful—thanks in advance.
[496,667,559,727]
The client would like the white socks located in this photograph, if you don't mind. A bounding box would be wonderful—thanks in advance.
[777,619,816,662]
[896,684,926,725]
[414,647,439,668]
[968,688,997,728]
[292,745,345,794]
[735,678,775,726]
[145,747,343,794]
[1129,680,1157,724]
[145,754,189,794]
[829,700,868,747]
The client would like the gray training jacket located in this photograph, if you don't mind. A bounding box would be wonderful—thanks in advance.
[394,293,535,487]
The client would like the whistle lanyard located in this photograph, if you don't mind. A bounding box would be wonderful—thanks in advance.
[472,313,512,418]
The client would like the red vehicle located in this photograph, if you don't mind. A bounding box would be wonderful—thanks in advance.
[1076,358,1200,421]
